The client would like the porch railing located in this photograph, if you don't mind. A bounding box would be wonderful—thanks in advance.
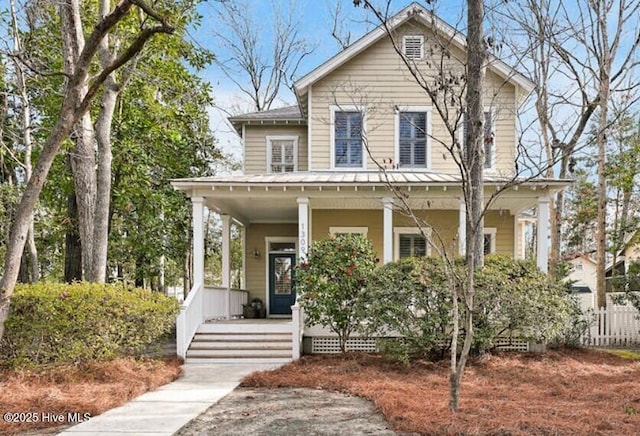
[203,286,249,320]
[176,284,250,359]
[176,282,203,359]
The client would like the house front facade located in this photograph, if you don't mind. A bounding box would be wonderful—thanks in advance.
[173,3,567,362]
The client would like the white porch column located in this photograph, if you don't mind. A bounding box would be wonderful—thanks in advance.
[382,197,393,264]
[192,197,205,287]
[221,214,231,318]
[536,197,550,273]
[458,198,466,256]
[297,197,309,259]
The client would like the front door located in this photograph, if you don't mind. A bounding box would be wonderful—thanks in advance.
[269,253,296,315]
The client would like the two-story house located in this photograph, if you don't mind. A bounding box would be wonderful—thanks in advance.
[173,3,567,363]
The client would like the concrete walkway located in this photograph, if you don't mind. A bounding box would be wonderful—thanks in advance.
[58,363,282,436]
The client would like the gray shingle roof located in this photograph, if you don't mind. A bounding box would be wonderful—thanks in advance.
[228,105,302,121]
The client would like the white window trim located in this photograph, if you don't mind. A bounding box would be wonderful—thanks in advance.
[459,107,496,171]
[266,135,299,174]
[393,227,432,260]
[394,106,432,170]
[484,227,497,254]
[330,105,367,170]
[329,226,368,237]
[402,35,424,60]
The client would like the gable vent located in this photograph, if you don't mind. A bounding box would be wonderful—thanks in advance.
[403,35,424,60]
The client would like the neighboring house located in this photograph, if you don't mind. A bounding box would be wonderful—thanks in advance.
[567,254,596,312]
[173,3,568,362]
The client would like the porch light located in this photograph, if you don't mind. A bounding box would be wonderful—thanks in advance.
[253,248,261,258]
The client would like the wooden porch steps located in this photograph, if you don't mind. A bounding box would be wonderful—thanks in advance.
[185,322,294,364]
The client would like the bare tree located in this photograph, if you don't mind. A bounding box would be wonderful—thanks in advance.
[0,0,175,342]
[8,0,39,283]
[210,0,312,111]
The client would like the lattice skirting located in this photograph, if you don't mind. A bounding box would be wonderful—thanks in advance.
[309,336,530,354]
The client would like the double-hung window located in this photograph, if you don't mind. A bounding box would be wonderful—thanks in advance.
[267,136,297,173]
[461,109,495,170]
[397,109,430,168]
[333,108,364,168]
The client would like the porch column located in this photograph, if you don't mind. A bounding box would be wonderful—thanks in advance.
[536,197,550,273]
[382,197,393,264]
[458,198,466,256]
[297,197,309,259]
[192,196,205,287]
[221,214,231,318]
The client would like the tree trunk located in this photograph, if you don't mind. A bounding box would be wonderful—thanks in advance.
[449,0,486,413]
[88,0,120,283]
[10,0,39,283]
[595,5,612,309]
[62,0,97,280]
[64,190,83,283]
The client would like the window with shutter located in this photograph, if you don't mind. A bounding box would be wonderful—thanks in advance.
[399,111,427,167]
[461,110,495,170]
[267,137,297,173]
[394,227,431,259]
[334,110,363,168]
[483,228,497,254]
[403,35,424,60]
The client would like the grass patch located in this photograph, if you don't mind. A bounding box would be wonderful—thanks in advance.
[602,348,640,360]
[0,357,181,435]
[243,348,640,435]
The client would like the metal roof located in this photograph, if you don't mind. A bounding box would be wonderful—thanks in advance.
[173,171,570,187]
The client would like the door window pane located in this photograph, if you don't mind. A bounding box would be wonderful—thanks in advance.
[274,257,293,295]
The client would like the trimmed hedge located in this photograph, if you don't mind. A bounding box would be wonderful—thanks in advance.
[0,282,179,368]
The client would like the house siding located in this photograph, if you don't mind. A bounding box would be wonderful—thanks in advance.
[244,125,308,175]
[309,22,517,174]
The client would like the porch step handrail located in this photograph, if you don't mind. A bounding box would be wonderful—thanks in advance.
[176,282,203,359]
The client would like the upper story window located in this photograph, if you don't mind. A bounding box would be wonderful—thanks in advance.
[331,106,365,169]
[394,227,431,259]
[403,35,424,60]
[461,109,495,170]
[267,136,298,173]
[396,108,431,168]
[483,228,497,255]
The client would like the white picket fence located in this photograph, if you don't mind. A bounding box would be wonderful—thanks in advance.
[585,306,640,347]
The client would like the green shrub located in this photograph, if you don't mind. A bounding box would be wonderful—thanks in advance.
[296,234,377,352]
[364,257,457,362]
[0,282,179,368]
[473,255,573,352]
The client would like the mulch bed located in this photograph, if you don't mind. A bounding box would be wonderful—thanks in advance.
[243,348,640,435]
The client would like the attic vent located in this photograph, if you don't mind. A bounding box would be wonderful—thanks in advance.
[403,35,424,60]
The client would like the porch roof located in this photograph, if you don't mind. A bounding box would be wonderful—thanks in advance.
[172,170,570,189]
[172,171,569,225]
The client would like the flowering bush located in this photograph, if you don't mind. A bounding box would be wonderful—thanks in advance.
[296,234,377,352]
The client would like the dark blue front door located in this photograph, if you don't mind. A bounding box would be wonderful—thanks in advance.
[269,253,296,315]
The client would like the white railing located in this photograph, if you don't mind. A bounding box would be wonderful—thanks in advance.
[203,286,249,320]
[291,305,304,360]
[586,306,640,347]
[176,282,203,359]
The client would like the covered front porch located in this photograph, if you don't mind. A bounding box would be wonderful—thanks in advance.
[173,171,562,361]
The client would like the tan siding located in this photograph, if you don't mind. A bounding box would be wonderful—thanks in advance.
[484,210,515,255]
[393,210,460,256]
[312,210,384,258]
[310,21,517,174]
[243,125,308,175]
[245,223,297,302]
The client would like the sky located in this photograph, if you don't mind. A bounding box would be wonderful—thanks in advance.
[189,0,468,165]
